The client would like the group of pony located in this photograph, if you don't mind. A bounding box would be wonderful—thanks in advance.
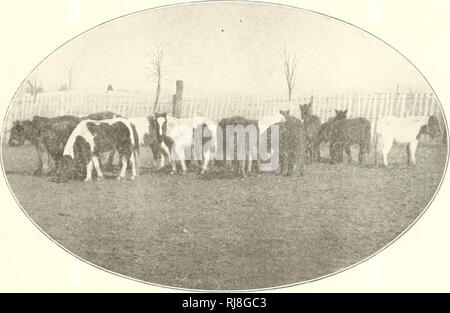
[7,97,442,182]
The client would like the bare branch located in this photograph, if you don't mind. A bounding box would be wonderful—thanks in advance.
[280,47,299,100]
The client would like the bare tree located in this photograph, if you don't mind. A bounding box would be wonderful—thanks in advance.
[280,47,298,101]
[146,43,168,111]
[63,61,77,90]
[25,77,44,102]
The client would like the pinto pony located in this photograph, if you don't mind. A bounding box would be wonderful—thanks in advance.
[128,116,169,168]
[62,117,139,182]
[300,97,321,163]
[154,113,217,175]
[8,112,119,176]
[374,115,441,166]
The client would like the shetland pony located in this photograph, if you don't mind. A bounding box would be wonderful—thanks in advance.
[316,109,349,161]
[8,112,119,176]
[299,97,321,163]
[374,115,441,166]
[329,117,371,164]
[128,116,169,168]
[259,110,290,170]
[278,115,306,176]
[62,117,139,182]
[217,116,260,178]
[154,113,217,175]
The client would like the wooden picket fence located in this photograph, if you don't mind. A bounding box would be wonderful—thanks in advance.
[2,91,442,140]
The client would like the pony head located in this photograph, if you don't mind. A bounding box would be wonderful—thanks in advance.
[334,109,348,120]
[428,115,441,139]
[417,115,442,140]
[318,120,334,144]
[279,109,290,118]
[154,112,167,139]
[9,121,26,146]
[299,100,313,119]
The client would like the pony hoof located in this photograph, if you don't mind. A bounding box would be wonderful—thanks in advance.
[129,176,136,181]
[116,176,122,181]
[84,178,92,183]
[33,170,43,177]
[181,171,187,175]
[96,176,103,182]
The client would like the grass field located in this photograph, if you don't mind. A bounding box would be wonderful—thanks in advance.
[1,142,447,290]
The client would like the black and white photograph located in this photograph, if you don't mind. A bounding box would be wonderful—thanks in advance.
[0,0,449,292]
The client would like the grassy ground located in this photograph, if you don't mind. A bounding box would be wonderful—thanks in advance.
[1,142,447,290]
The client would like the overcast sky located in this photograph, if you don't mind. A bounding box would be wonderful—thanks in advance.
[31,2,432,98]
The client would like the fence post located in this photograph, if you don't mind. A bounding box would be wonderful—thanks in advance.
[171,80,183,118]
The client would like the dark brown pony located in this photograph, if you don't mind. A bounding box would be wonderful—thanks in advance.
[217,116,260,178]
[299,97,321,163]
[316,109,349,161]
[329,116,371,164]
[277,115,307,176]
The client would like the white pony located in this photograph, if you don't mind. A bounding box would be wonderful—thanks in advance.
[374,115,440,166]
[155,113,217,174]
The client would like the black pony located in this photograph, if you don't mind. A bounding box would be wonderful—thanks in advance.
[299,97,321,163]
[277,115,306,176]
[316,109,349,161]
[328,110,371,164]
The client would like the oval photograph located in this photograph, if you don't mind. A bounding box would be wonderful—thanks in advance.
[1,2,448,290]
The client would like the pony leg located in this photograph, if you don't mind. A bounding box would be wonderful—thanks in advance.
[92,156,103,180]
[345,145,352,164]
[381,138,393,167]
[84,160,93,182]
[247,153,253,174]
[240,160,246,178]
[255,154,261,176]
[286,151,296,176]
[129,153,137,180]
[117,155,128,180]
[358,145,365,164]
[104,148,115,171]
[278,152,286,175]
[201,149,210,174]
[177,146,187,174]
[134,150,140,177]
[408,140,418,166]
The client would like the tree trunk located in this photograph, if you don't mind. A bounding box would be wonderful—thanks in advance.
[153,76,161,112]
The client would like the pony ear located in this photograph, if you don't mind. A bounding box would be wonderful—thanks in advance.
[344,109,348,114]
[286,109,290,115]
[335,109,339,114]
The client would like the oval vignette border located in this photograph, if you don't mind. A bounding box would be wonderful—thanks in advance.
[0,0,449,292]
